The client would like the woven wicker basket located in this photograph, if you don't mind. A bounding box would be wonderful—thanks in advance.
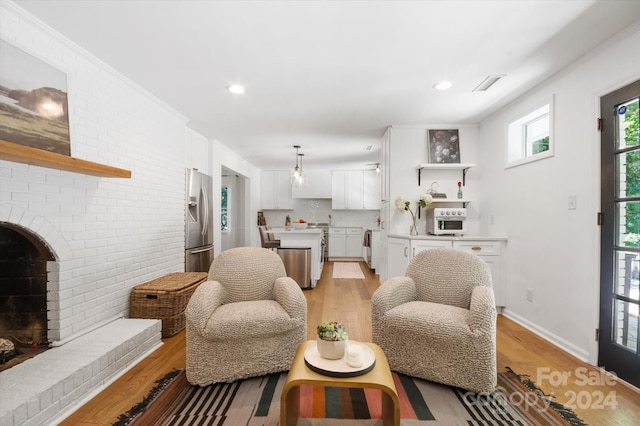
[130,272,207,337]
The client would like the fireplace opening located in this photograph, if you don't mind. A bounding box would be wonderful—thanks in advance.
[0,223,54,372]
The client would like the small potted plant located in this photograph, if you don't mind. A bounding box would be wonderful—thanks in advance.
[316,321,348,359]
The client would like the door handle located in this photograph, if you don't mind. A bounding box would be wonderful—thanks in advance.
[404,247,408,257]
[201,186,209,237]
[190,246,213,254]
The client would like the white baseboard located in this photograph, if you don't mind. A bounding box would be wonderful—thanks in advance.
[501,309,590,363]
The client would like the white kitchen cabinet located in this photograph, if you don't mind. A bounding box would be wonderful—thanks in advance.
[332,171,363,209]
[387,237,410,278]
[330,227,363,258]
[370,229,381,271]
[292,169,332,198]
[362,170,381,209]
[329,227,346,257]
[345,227,363,257]
[410,239,451,258]
[388,237,452,279]
[332,170,381,210]
[452,241,504,308]
[386,236,506,308]
[261,170,293,210]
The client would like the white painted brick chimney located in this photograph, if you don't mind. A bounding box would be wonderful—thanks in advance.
[0,2,188,343]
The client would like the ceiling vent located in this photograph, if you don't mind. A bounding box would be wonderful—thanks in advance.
[473,75,505,92]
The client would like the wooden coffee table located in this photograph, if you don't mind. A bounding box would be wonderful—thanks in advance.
[280,340,400,426]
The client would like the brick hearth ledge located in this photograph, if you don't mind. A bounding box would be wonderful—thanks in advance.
[0,318,162,426]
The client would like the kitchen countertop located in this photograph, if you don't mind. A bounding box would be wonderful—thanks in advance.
[266,228,323,234]
[387,234,507,241]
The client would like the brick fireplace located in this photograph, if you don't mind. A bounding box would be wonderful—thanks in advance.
[0,224,53,369]
[0,216,164,426]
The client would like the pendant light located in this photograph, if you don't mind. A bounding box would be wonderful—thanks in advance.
[296,153,306,187]
[291,145,301,179]
[291,145,304,186]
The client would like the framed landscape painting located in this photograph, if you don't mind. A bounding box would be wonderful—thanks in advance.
[427,129,460,163]
[0,39,71,156]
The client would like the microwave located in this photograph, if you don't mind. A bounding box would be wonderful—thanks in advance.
[426,207,467,236]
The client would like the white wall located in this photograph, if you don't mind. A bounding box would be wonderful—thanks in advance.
[210,139,261,254]
[185,127,213,176]
[387,125,481,236]
[478,22,640,364]
[221,174,240,251]
[0,2,261,343]
[184,130,261,255]
[0,2,188,341]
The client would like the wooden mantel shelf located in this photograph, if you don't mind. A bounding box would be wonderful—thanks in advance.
[0,140,131,178]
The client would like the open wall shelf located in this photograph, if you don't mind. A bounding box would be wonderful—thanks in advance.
[0,140,131,178]
[416,163,476,186]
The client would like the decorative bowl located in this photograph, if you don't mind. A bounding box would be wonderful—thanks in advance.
[292,222,308,229]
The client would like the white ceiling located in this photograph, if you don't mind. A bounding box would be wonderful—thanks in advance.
[12,0,640,171]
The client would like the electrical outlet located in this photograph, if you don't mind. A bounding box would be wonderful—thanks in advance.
[526,288,534,302]
[568,194,577,210]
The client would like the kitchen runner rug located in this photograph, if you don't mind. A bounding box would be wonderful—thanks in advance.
[114,367,586,426]
[333,262,365,279]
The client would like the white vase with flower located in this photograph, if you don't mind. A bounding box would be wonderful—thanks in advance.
[395,194,433,235]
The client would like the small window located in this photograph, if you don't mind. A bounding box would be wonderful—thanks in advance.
[506,98,554,168]
[221,186,228,232]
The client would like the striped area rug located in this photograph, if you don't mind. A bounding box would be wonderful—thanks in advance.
[117,368,582,426]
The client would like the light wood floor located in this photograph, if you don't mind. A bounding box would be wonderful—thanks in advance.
[60,261,640,425]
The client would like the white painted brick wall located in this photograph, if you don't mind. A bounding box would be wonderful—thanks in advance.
[0,2,188,343]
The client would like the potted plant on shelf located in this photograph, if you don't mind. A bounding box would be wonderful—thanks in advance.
[316,321,348,359]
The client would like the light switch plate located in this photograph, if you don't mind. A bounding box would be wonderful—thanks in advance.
[568,195,577,210]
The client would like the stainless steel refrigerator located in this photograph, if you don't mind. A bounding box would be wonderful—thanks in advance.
[185,168,214,272]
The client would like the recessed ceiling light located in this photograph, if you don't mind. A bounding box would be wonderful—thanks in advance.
[227,84,245,94]
[433,81,452,90]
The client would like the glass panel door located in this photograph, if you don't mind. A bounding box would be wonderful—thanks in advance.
[599,80,640,387]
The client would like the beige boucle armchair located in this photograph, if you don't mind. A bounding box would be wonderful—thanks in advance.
[371,248,497,393]
[185,246,307,386]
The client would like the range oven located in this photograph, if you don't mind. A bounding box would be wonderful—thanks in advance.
[306,222,329,261]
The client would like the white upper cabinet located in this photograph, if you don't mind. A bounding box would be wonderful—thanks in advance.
[332,170,363,209]
[261,170,293,210]
[362,170,381,209]
[332,170,380,210]
[292,170,332,198]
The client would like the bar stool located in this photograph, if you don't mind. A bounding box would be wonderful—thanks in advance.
[259,226,280,249]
